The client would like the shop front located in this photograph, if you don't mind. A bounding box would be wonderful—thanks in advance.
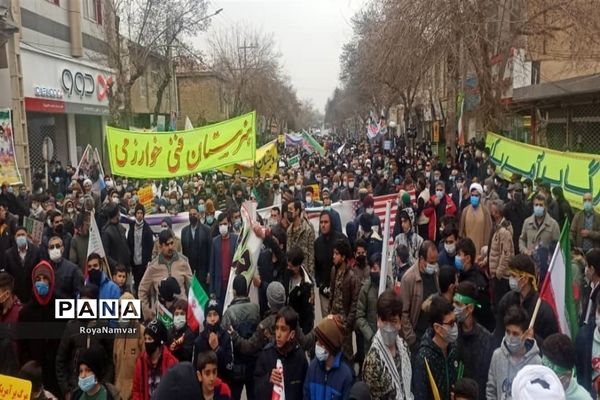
[21,44,112,173]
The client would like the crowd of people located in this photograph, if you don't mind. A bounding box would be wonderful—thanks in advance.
[0,135,598,400]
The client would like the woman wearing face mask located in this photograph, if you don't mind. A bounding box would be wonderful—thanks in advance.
[71,344,120,400]
[363,290,414,399]
[453,281,494,400]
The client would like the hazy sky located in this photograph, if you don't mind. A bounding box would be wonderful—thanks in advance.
[195,0,366,113]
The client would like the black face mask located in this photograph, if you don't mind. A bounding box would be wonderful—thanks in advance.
[54,224,63,233]
[273,183,279,190]
[235,197,243,203]
[287,212,295,223]
[370,272,380,285]
[88,269,102,287]
[356,255,367,267]
[189,215,198,225]
[145,340,159,355]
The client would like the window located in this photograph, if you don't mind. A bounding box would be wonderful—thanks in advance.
[83,0,102,25]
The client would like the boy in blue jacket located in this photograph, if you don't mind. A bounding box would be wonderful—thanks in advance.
[304,315,354,400]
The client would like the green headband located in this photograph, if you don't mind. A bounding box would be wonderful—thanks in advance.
[542,356,571,376]
[454,293,481,308]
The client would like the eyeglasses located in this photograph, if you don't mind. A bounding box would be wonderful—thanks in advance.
[48,244,62,250]
[440,320,457,327]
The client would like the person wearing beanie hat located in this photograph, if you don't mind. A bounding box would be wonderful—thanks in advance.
[73,345,121,400]
[459,181,493,258]
[133,319,179,399]
[193,295,233,381]
[127,202,155,294]
[394,210,424,266]
[158,276,181,306]
[221,274,260,400]
[266,281,286,311]
[305,314,354,400]
[511,365,565,400]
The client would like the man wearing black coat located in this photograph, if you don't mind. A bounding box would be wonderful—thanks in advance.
[41,211,72,259]
[3,227,41,303]
[181,206,212,288]
[46,236,83,299]
[126,204,155,293]
[0,204,18,258]
[102,203,130,270]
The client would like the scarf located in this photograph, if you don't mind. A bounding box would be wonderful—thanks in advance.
[372,330,412,400]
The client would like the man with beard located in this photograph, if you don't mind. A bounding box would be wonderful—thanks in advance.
[41,211,72,258]
[46,236,83,299]
[181,205,212,289]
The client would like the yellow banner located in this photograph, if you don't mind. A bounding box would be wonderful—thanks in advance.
[220,140,278,178]
[0,374,32,400]
[107,112,256,178]
[486,132,600,211]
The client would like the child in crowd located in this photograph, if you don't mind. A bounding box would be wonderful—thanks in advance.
[254,307,308,400]
[112,264,130,295]
[486,305,541,400]
[452,378,479,400]
[196,351,233,400]
[168,298,197,362]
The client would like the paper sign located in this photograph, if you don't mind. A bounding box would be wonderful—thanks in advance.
[0,374,32,400]
[137,185,154,214]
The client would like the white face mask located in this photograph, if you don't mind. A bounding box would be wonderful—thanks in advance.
[173,315,186,330]
[366,208,374,215]
[49,248,62,262]
[219,225,229,236]
[444,243,456,255]
[306,195,312,204]
[315,343,329,362]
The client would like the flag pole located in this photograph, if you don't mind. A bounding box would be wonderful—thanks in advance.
[528,221,568,330]
[379,201,392,296]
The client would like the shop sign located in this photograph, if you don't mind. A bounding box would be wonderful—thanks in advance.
[61,68,113,102]
[34,86,64,100]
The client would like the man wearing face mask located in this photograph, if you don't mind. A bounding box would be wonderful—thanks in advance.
[503,254,558,341]
[45,236,83,299]
[209,214,238,308]
[542,333,592,399]
[571,192,600,253]
[85,253,120,300]
[413,295,458,400]
[181,205,212,290]
[486,305,541,400]
[580,249,600,326]
[453,282,494,400]
[287,200,315,279]
[519,193,560,256]
[486,201,515,311]
[505,183,530,251]
[41,211,72,258]
[339,173,359,201]
[126,204,154,294]
[3,226,42,303]
[356,254,392,358]
[400,240,440,348]
[100,203,131,271]
[363,289,413,399]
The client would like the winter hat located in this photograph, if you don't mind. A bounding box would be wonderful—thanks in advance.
[205,295,220,316]
[314,315,345,354]
[511,365,565,400]
[469,183,483,196]
[159,277,181,302]
[78,344,106,378]
[233,274,248,297]
[146,319,168,344]
[266,281,286,311]
[401,192,411,205]
[349,381,372,400]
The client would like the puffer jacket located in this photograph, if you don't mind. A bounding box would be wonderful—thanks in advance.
[486,337,541,400]
[114,321,145,400]
[355,277,392,354]
[488,219,514,279]
[413,328,457,400]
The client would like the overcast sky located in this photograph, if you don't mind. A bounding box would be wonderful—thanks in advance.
[194,0,366,113]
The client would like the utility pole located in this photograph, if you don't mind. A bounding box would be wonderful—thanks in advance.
[6,0,31,187]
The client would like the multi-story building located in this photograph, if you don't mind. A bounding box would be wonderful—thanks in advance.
[176,69,228,129]
[0,0,176,184]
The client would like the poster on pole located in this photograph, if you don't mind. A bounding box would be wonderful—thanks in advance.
[0,109,23,185]
[23,216,44,245]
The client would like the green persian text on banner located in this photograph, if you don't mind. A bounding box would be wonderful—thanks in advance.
[106,112,256,178]
[486,132,600,212]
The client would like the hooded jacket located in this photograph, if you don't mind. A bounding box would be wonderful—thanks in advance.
[114,317,145,400]
[486,336,541,400]
[86,271,121,300]
[355,277,392,353]
[488,218,514,279]
[303,351,354,400]
[132,345,179,400]
[18,262,63,395]
[193,323,233,381]
[413,328,458,400]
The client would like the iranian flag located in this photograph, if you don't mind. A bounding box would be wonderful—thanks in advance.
[539,221,578,339]
[187,275,209,332]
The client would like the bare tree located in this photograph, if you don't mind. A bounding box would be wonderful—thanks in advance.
[103,0,210,128]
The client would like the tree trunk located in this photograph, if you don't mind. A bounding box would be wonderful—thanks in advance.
[152,72,171,128]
